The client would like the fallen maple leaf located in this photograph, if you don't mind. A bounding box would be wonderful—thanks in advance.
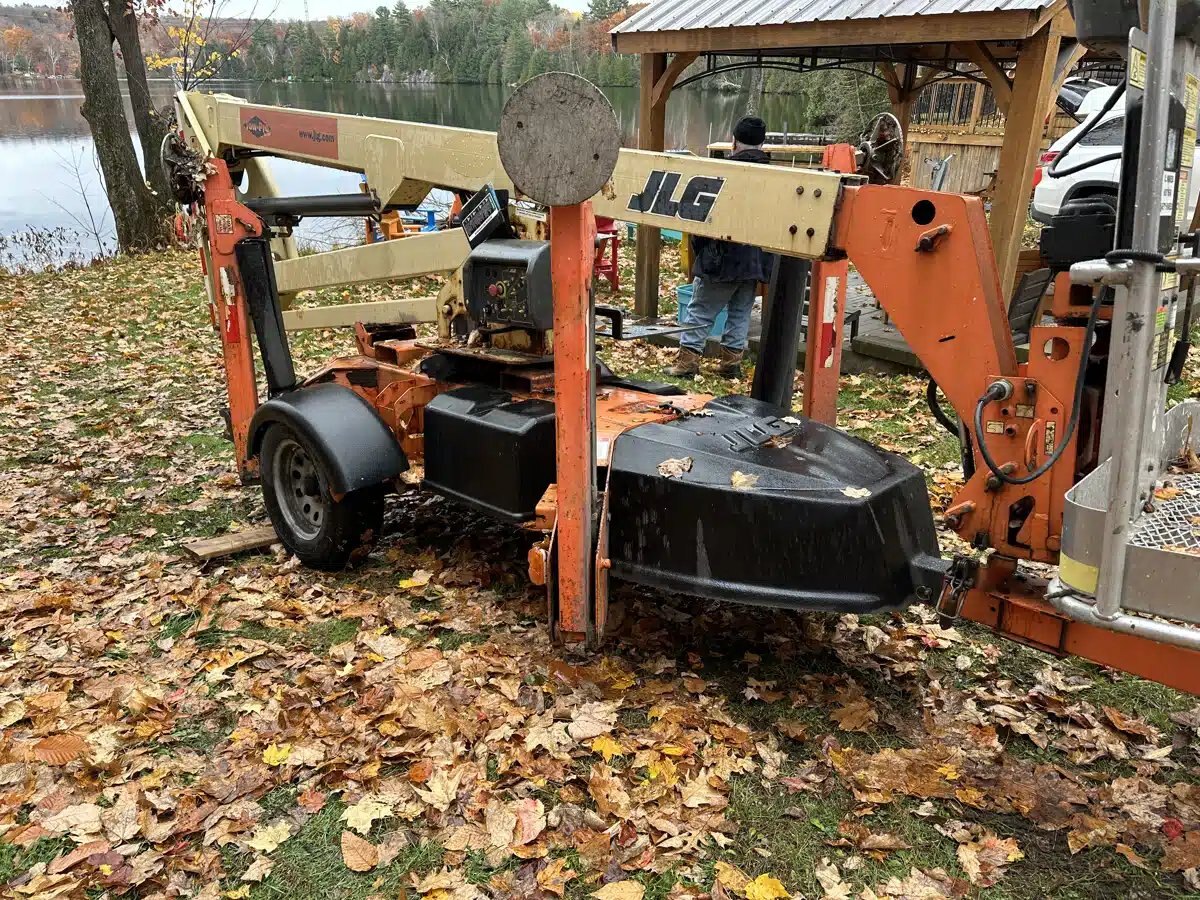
[341,830,379,872]
[241,855,274,882]
[414,767,463,812]
[32,733,88,765]
[591,735,625,762]
[245,821,292,854]
[831,699,878,733]
[680,772,726,808]
[398,568,433,590]
[714,861,751,894]
[512,797,546,845]
[1163,832,1200,872]
[537,857,577,896]
[297,788,326,814]
[342,795,394,835]
[568,701,619,741]
[956,833,1022,886]
[592,881,644,900]
[745,874,790,900]
[730,471,759,491]
[41,803,103,842]
[657,457,692,478]
[814,858,851,900]
[261,743,292,766]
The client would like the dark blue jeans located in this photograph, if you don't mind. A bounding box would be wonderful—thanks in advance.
[680,276,757,354]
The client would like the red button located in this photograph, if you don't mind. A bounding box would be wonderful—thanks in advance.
[487,283,500,297]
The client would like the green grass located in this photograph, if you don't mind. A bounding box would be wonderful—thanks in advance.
[303,618,361,654]
[245,802,443,900]
[0,836,73,884]
[436,630,487,651]
[171,706,236,753]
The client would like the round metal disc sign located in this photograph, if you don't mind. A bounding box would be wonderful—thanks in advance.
[497,73,621,207]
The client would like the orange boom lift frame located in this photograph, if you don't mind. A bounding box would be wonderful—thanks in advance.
[171,58,1200,694]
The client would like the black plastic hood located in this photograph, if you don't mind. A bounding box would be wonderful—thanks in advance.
[606,395,946,613]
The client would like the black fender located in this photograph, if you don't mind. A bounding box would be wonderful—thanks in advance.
[249,383,406,494]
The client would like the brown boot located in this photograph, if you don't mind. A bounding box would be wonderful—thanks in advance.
[716,345,744,378]
[666,347,702,377]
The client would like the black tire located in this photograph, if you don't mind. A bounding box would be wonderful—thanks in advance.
[259,423,385,570]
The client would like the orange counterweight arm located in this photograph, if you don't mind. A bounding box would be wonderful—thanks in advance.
[831,184,1082,563]
[833,185,1018,416]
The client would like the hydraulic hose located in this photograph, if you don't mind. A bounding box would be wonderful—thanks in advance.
[1047,81,1127,180]
[973,287,1104,486]
[926,376,976,481]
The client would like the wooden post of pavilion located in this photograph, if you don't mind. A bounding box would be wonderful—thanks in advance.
[988,14,1067,297]
[635,52,668,318]
[634,52,697,318]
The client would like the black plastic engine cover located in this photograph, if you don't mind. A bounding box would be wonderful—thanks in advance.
[606,395,946,612]
[423,385,555,522]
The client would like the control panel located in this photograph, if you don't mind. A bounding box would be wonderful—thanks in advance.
[462,240,554,331]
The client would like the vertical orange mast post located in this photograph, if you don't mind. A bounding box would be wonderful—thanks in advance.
[201,158,264,480]
[802,144,857,424]
[496,73,624,646]
[549,203,599,643]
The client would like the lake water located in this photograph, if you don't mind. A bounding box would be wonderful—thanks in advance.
[0,76,812,262]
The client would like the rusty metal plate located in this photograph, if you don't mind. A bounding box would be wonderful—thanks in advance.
[497,73,620,207]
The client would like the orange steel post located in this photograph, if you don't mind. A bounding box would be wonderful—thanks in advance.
[202,159,263,480]
[549,201,599,643]
[803,259,848,424]
[803,145,857,424]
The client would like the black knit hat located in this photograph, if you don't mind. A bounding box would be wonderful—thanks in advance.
[733,116,767,146]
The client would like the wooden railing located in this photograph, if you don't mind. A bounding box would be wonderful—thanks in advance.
[910,76,1080,144]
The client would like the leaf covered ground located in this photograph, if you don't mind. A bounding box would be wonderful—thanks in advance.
[2,246,1200,900]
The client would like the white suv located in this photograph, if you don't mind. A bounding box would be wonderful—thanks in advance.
[1032,85,1200,224]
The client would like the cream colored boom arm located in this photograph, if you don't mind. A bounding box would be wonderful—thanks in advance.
[176,91,845,316]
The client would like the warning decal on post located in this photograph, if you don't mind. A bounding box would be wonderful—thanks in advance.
[1161,170,1177,216]
[1130,47,1147,90]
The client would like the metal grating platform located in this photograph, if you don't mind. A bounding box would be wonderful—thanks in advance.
[1129,472,1200,554]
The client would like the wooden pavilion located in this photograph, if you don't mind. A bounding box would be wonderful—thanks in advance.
[610,0,1086,317]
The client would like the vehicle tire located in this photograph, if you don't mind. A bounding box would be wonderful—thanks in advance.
[259,423,385,570]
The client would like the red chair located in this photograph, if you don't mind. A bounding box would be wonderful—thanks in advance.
[593,215,620,292]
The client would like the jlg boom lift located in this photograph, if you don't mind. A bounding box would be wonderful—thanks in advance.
[167,0,1200,694]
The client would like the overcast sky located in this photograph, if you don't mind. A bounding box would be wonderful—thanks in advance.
[24,0,591,19]
[263,0,590,16]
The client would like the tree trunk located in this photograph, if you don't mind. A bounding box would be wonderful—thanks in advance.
[70,0,169,252]
[106,0,173,207]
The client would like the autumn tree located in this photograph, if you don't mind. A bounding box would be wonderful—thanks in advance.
[146,0,268,89]
[586,0,627,21]
[68,0,173,252]
[2,25,33,72]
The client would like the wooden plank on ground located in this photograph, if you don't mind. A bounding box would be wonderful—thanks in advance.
[183,525,278,562]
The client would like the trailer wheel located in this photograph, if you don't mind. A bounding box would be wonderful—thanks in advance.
[260,423,385,570]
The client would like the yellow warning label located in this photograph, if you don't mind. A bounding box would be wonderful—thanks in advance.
[1162,270,1179,291]
[1188,74,1200,129]
[1130,47,1147,90]
[1178,169,1191,228]
[1184,130,1196,169]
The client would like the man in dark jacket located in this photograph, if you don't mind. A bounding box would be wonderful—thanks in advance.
[667,115,776,378]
